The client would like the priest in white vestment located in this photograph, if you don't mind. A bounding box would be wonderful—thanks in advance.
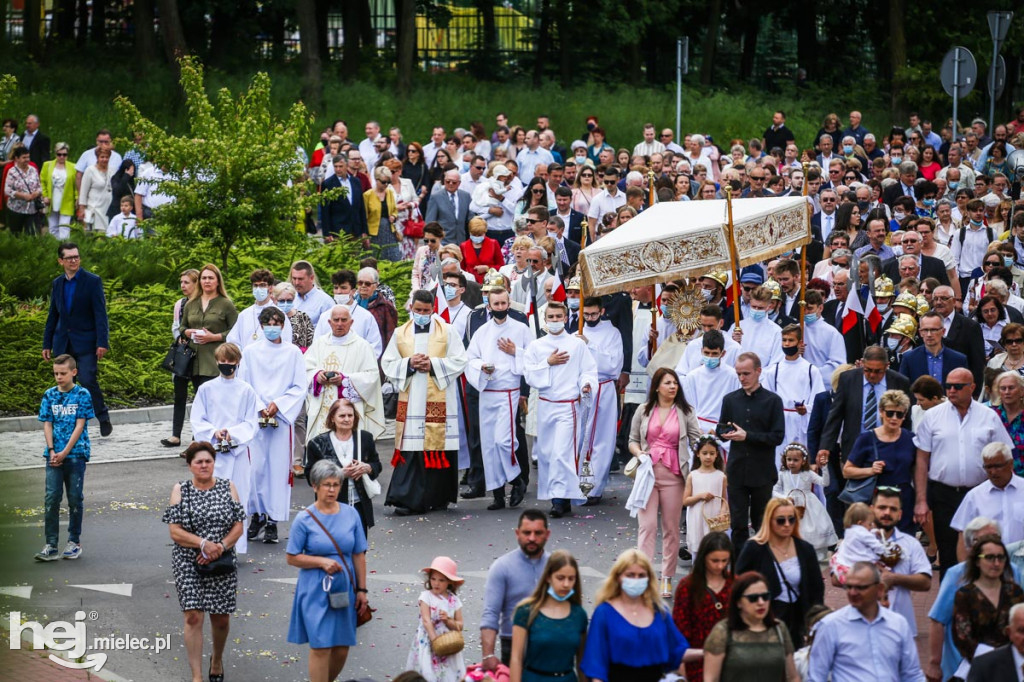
[305,306,385,442]
[382,290,468,515]
[190,342,262,554]
[313,293,383,357]
[464,288,534,509]
[237,308,306,543]
[577,298,624,502]
[800,290,846,385]
[524,301,597,518]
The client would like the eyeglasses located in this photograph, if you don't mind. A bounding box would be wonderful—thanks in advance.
[526,258,540,264]
[985,261,1001,267]
[883,409,905,418]
[742,592,772,603]
[842,582,879,592]
[604,180,618,185]
[356,281,375,286]
[532,190,546,194]
[944,382,969,391]
[742,285,758,292]
[56,152,68,157]
[61,255,81,261]
[932,295,954,302]
[773,515,797,526]
[919,327,942,334]
[526,218,544,224]
[821,198,837,203]
[876,485,901,493]
[581,173,594,178]
[979,553,1008,562]
[424,238,439,244]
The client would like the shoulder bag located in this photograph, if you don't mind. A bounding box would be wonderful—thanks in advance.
[162,334,196,377]
[837,434,879,505]
[305,509,374,626]
[354,435,381,499]
[402,205,425,239]
[186,484,237,576]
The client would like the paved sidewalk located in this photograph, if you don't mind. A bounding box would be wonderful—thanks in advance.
[0,645,127,681]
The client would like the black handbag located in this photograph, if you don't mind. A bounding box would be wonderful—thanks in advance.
[162,335,196,377]
[838,435,879,505]
[186,484,237,576]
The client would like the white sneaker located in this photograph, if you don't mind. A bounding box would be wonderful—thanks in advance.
[35,544,60,561]
[61,542,82,560]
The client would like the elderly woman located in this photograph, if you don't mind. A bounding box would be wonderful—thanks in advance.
[304,399,381,537]
[77,147,113,233]
[40,142,76,238]
[702,571,799,682]
[411,222,444,291]
[287,459,369,682]
[734,498,825,646]
[0,118,19,159]
[163,268,201,448]
[364,166,401,262]
[162,441,245,682]
[974,294,1008,357]
[629,367,703,597]
[843,389,917,530]
[989,322,1024,376]
[581,548,697,682]
[953,534,1024,663]
[460,216,504,283]
[3,145,42,234]
[672,533,734,682]
[993,370,1024,476]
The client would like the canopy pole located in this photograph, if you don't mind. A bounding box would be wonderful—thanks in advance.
[648,169,657,207]
[800,161,809,337]
[724,185,741,332]
[650,285,658,356]
[579,219,589,336]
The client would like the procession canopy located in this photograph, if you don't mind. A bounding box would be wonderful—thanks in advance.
[578,197,810,296]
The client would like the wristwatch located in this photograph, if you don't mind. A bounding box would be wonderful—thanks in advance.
[356,587,368,593]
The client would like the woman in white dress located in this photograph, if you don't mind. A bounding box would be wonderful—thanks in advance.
[78,148,113,233]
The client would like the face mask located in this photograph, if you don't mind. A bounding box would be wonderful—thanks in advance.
[831,264,845,276]
[621,577,649,598]
[545,321,564,335]
[218,363,236,377]
[567,298,580,310]
[891,156,902,165]
[922,198,935,207]
[460,161,470,173]
[482,294,490,308]
[1005,257,1015,268]
[750,309,767,322]
[857,201,870,212]
[252,286,269,303]
[948,181,959,190]
[276,300,294,313]
[702,356,720,369]
[443,284,457,301]
[886,337,901,350]
[575,154,587,163]
[491,308,508,321]
[262,325,282,341]
[700,288,714,302]
[782,345,800,357]
[659,303,667,317]
[971,218,983,227]
[547,586,574,602]
[804,313,819,324]
[587,122,596,131]
[843,145,853,155]
[470,234,485,245]
[876,302,890,314]
[893,211,905,222]
[547,230,559,239]
[334,293,353,305]
[412,312,431,326]
[585,319,599,328]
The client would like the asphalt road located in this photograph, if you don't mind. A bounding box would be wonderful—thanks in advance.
[0,445,647,682]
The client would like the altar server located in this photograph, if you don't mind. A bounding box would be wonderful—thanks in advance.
[800,289,846,385]
[728,284,783,368]
[762,324,824,469]
[226,269,293,350]
[680,330,740,433]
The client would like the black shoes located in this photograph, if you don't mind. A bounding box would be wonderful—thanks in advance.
[487,498,506,511]
[509,479,527,508]
[248,513,266,541]
[263,523,279,544]
[100,420,113,437]
[678,547,693,562]
[549,500,571,518]
[583,496,602,507]
[461,488,486,500]
[393,507,415,516]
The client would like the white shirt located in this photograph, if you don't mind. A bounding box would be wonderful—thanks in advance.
[75,147,123,174]
[294,286,335,327]
[358,137,379,171]
[422,140,444,168]
[460,171,482,198]
[951,222,994,276]
[914,400,1014,487]
[587,188,626,222]
[820,211,837,242]
[950,474,1024,545]
[807,605,925,682]
[515,147,554,184]
[632,140,666,156]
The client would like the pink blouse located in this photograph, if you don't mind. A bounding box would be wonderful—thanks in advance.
[647,408,681,475]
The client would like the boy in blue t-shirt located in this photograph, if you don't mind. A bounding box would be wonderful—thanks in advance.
[36,354,94,561]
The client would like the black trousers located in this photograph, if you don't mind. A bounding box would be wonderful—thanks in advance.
[465,383,485,492]
[824,450,846,539]
[728,482,773,554]
[617,402,640,465]
[928,480,970,581]
[172,374,212,438]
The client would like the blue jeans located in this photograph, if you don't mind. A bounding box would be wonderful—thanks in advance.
[44,458,87,546]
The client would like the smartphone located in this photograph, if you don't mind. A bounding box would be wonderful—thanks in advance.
[715,423,736,438]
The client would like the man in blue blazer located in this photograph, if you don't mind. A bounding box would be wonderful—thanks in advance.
[425,169,472,245]
[898,310,968,387]
[43,242,112,435]
[321,155,368,242]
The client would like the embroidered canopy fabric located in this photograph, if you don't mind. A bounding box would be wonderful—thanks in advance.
[578,197,810,295]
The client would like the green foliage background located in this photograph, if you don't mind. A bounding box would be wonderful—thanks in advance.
[0,231,411,415]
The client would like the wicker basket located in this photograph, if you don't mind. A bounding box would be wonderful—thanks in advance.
[787,489,807,520]
[703,496,731,533]
[431,630,465,657]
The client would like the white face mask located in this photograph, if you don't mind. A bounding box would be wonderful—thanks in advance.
[334,293,353,305]
[545,321,564,335]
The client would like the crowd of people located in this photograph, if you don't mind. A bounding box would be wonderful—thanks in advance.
[23,102,1024,682]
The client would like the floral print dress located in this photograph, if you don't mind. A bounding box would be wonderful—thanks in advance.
[406,589,466,682]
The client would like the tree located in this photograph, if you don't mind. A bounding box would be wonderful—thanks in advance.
[296,0,323,109]
[112,57,330,270]
[395,0,417,98]
[0,75,16,111]
[133,0,160,66]
[156,0,189,73]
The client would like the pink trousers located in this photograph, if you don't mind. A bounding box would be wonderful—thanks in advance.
[637,462,686,578]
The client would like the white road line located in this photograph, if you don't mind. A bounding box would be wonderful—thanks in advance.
[0,585,33,599]
[68,584,134,597]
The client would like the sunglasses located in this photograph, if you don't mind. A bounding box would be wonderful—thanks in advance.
[526,218,544,224]
[604,180,618,185]
[883,410,905,418]
[773,515,797,526]
[56,152,68,157]
[750,176,765,181]
[1004,338,1024,345]
[944,382,969,391]
[743,592,772,603]
[525,259,540,264]
[581,173,594,178]
[979,553,1007,562]
[985,261,1001,267]
[842,582,878,592]
[532,190,546,194]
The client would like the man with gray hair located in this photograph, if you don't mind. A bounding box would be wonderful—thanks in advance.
[883,161,920,207]
[967,603,1024,681]
[926,517,1021,682]
[950,441,1024,554]
[808,561,925,682]
[815,133,837,168]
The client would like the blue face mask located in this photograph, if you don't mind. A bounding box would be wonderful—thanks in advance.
[702,356,721,369]
[1005,257,1015,268]
[948,181,959,190]
[470,234,485,245]
[750,309,767,322]
[659,304,667,317]
[886,337,900,350]
[971,218,983,227]
[443,284,457,301]
[252,286,269,303]
[262,325,282,341]
[482,294,490,308]
[547,586,574,602]
[804,313,819,324]
[843,145,853,155]
[412,312,431,326]
[621,577,649,598]
[567,297,580,310]
[922,198,935,207]
[276,300,294,313]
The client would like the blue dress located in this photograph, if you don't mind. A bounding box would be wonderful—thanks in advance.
[287,504,368,648]
[581,602,688,682]
[846,429,916,530]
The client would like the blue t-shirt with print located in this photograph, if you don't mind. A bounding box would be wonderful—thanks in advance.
[37,384,94,460]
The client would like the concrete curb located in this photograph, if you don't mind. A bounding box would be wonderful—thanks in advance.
[0,404,188,433]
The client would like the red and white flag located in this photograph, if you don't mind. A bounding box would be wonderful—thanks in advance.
[548,270,567,303]
[841,282,881,334]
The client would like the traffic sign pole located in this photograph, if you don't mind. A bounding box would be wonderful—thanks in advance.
[989,14,1000,131]
[953,47,960,140]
